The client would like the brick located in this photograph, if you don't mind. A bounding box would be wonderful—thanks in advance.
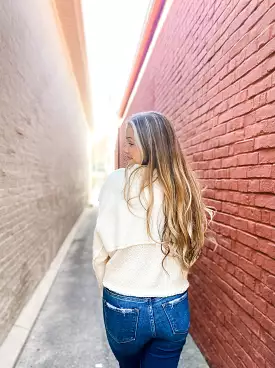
[245,119,275,138]
[224,272,243,294]
[228,90,248,108]
[255,194,275,209]
[223,81,240,100]
[258,239,275,259]
[247,165,272,178]
[261,209,271,224]
[216,275,235,298]
[204,198,222,211]
[216,234,232,249]
[237,152,258,166]
[222,156,238,168]
[243,273,256,291]
[238,257,262,280]
[234,267,246,284]
[237,180,249,193]
[231,314,253,343]
[267,86,275,103]
[260,330,275,355]
[207,139,220,150]
[211,123,227,138]
[238,206,261,222]
[218,256,229,271]
[219,130,244,147]
[255,105,275,123]
[247,74,273,99]
[221,291,240,316]
[260,36,275,65]
[254,252,275,274]
[231,241,252,260]
[193,152,203,161]
[266,360,274,368]
[254,308,275,339]
[230,166,247,178]
[219,222,237,240]
[238,308,261,337]
[227,262,236,278]
[255,282,275,305]
[235,266,257,293]
[229,31,249,59]
[203,149,214,160]
[232,139,254,154]
[228,334,256,368]
[213,146,229,158]
[242,286,267,314]
[255,222,274,240]
[266,274,275,289]
[218,110,234,125]
[233,291,254,315]
[245,2,270,43]
[253,92,267,109]
[257,23,273,49]
[263,52,275,75]
[209,159,222,169]
[255,133,275,149]
[260,179,275,193]
[259,149,275,164]
[218,247,239,265]
[203,187,215,199]
[236,100,254,118]
[247,180,260,192]
[220,180,239,191]
[252,333,275,368]
[215,168,229,179]
[267,304,275,321]
[251,347,266,368]
[222,202,239,215]
[243,112,257,127]
[197,161,209,170]
[239,63,262,90]
[227,117,244,133]
[230,215,255,233]
[215,212,232,225]
[232,192,255,207]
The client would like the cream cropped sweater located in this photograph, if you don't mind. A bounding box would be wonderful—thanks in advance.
[92,164,189,297]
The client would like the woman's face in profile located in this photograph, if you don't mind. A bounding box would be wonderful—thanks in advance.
[124,124,142,165]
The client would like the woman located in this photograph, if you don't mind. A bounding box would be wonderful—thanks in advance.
[93,111,213,367]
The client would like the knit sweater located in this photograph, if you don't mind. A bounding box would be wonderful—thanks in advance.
[92,164,189,297]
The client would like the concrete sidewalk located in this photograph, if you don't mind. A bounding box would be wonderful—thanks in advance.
[15,208,209,368]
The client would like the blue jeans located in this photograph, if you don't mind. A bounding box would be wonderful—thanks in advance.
[102,288,190,367]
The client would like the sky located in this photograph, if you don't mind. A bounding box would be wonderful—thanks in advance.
[82,0,152,140]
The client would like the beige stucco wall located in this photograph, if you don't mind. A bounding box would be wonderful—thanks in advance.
[0,0,89,343]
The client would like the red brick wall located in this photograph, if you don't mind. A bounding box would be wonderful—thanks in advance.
[0,1,89,343]
[118,0,275,367]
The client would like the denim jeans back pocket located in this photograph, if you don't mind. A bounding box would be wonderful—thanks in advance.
[162,293,190,335]
[103,300,139,343]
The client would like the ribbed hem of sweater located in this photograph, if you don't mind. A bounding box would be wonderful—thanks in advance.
[102,279,189,298]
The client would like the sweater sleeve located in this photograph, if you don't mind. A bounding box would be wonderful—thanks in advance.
[92,176,110,290]
[92,229,109,290]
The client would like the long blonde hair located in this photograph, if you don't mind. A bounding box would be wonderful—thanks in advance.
[124,111,215,269]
